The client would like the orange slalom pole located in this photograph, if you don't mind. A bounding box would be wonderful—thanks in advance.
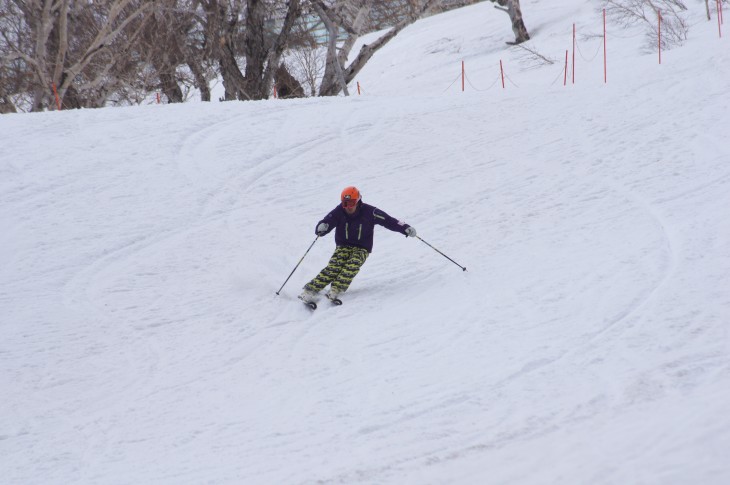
[719,0,723,38]
[659,11,662,64]
[603,8,608,84]
[572,23,576,84]
[51,83,61,110]
[461,60,465,92]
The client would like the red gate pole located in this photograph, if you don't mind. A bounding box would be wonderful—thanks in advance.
[461,61,465,92]
[658,11,662,64]
[572,23,576,84]
[603,8,608,84]
[500,60,505,89]
[51,83,61,110]
[719,0,723,38]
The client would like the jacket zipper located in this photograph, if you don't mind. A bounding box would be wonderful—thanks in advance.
[358,224,362,240]
[345,223,349,239]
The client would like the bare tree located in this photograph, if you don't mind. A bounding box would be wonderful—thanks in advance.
[313,0,358,96]
[314,0,442,97]
[196,0,245,100]
[0,1,27,112]
[57,1,156,108]
[0,0,542,110]
[197,0,302,101]
[135,0,215,103]
[181,1,216,102]
[287,34,327,97]
[138,0,186,103]
[243,0,302,99]
[0,0,154,111]
[604,0,688,49]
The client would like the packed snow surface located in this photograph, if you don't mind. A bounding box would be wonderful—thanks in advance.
[2,1,729,484]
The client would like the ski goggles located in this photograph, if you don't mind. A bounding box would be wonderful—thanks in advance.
[342,198,359,209]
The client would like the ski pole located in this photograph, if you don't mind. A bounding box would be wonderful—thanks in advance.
[275,236,319,295]
[417,236,467,272]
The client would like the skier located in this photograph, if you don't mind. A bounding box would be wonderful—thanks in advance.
[299,186,417,305]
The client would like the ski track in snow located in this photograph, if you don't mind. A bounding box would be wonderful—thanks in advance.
[2,2,730,484]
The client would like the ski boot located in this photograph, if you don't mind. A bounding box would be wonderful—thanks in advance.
[325,288,343,305]
[298,288,318,310]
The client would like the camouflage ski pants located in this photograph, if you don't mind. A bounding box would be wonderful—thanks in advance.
[304,246,369,293]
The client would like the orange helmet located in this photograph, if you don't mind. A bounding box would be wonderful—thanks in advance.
[341,186,361,208]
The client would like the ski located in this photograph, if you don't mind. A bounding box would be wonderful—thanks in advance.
[296,293,340,309]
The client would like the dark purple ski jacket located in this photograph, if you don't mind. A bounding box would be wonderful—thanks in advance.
[316,201,411,253]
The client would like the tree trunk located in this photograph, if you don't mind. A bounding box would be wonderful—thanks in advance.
[143,1,186,103]
[200,0,248,101]
[159,71,184,103]
[29,0,56,111]
[59,72,81,109]
[315,2,349,97]
[315,0,369,97]
[243,0,268,98]
[243,0,301,100]
[493,0,530,44]
[188,59,211,102]
[220,33,251,100]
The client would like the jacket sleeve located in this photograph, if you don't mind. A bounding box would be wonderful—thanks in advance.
[372,207,410,235]
[315,206,340,236]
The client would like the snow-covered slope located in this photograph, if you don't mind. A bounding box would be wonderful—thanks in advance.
[2,1,729,484]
